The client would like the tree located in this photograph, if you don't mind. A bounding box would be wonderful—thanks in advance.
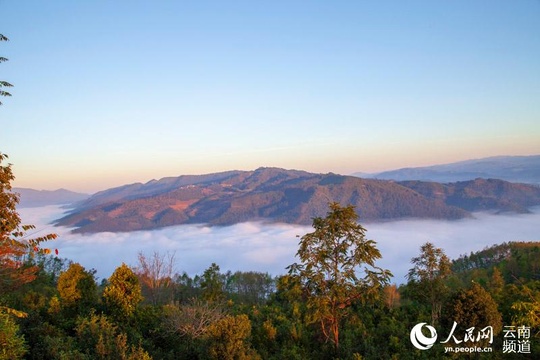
[76,313,151,360]
[200,263,225,302]
[1,153,57,315]
[205,314,259,360]
[56,262,97,316]
[383,284,401,309]
[441,282,502,348]
[287,202,391,350]
[135,251,175,305]
[226,271,275,305]
[0,312,27,360]
[407,242,452,325]
[103,263,143,320]
[0,34,13,105]
[163,298,226,339]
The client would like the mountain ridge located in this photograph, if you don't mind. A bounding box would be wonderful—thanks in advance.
[54,167,540,233]
[353,155,540,184]
[14,188,89,208]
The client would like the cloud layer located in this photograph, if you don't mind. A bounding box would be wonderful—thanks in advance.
[18,206,540,284]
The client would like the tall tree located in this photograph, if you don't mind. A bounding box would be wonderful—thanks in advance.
[0,312,27,359]
[103,263,143,321]
[287,202,391,350]
[56,262,97,316]
[205,314,259,360]
[407,242,452,325]
[1,153,57,313]
[0,34,13,105]
[441,282,502,348]
[200,263,225,303]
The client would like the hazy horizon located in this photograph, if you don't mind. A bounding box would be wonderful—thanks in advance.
[12,153,540,194]
[2,1,539,193]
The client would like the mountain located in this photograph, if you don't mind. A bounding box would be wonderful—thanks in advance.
[398,178,540,214]
[55,168,540,233]
[14,188,90,208]
[353,155,540,184]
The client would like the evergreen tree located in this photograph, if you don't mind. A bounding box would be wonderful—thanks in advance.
[441,282,502,348]
[103,263,143,321]
[56,262,97,317]
[0,312,27,360]
[200,263,225,303]
[205,314,259,360]
[288,202,391,351]
[407,242,452,325]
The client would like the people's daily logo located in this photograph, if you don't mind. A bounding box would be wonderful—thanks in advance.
[410,322,438,350]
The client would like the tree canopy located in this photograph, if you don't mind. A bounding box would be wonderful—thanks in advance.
[288,202,391,350]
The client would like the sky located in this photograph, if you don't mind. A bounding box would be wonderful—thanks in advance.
[1,0,539,193]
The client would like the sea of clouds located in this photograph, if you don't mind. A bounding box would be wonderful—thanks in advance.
[18,206,540,284]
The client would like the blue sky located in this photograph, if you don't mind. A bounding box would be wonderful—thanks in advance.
[1,0,539,193]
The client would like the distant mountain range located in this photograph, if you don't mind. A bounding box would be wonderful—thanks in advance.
[353,155,540,184]
[14,188,89,208]
[54,167,540,233]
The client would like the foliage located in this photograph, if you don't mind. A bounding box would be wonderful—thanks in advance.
[57,262,97,315]
[407,242,452,325]
[0,312,27,360]
[452,241,540,283]
[76,313,151,360]
[205,314,259,360]
[0,34,13,105]
[288,202,391,350]
[441,282,503,348]
[103,263,143,321]
[0,154,57,298]
[200,263,226,303]
[226,271,275,305]
[0,152,58,336]
[510,284,540,337]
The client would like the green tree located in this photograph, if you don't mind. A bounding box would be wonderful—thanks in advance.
[510,284,540,339]
[205,314,259,360]
[76,313,151,360]
[287,202,391,351]
[441,282,502,348]
[0,312,27,360]
[56,262,97,316]
[200,263,225,303]
[103,263,143,320]
[226,271,275,305]
[0,34,13,105]
[407,242,452,325]
[487,267,505,302]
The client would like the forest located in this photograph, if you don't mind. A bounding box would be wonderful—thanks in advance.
[2,154,540,359]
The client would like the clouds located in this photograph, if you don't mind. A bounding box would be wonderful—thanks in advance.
[18,206,540,284]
